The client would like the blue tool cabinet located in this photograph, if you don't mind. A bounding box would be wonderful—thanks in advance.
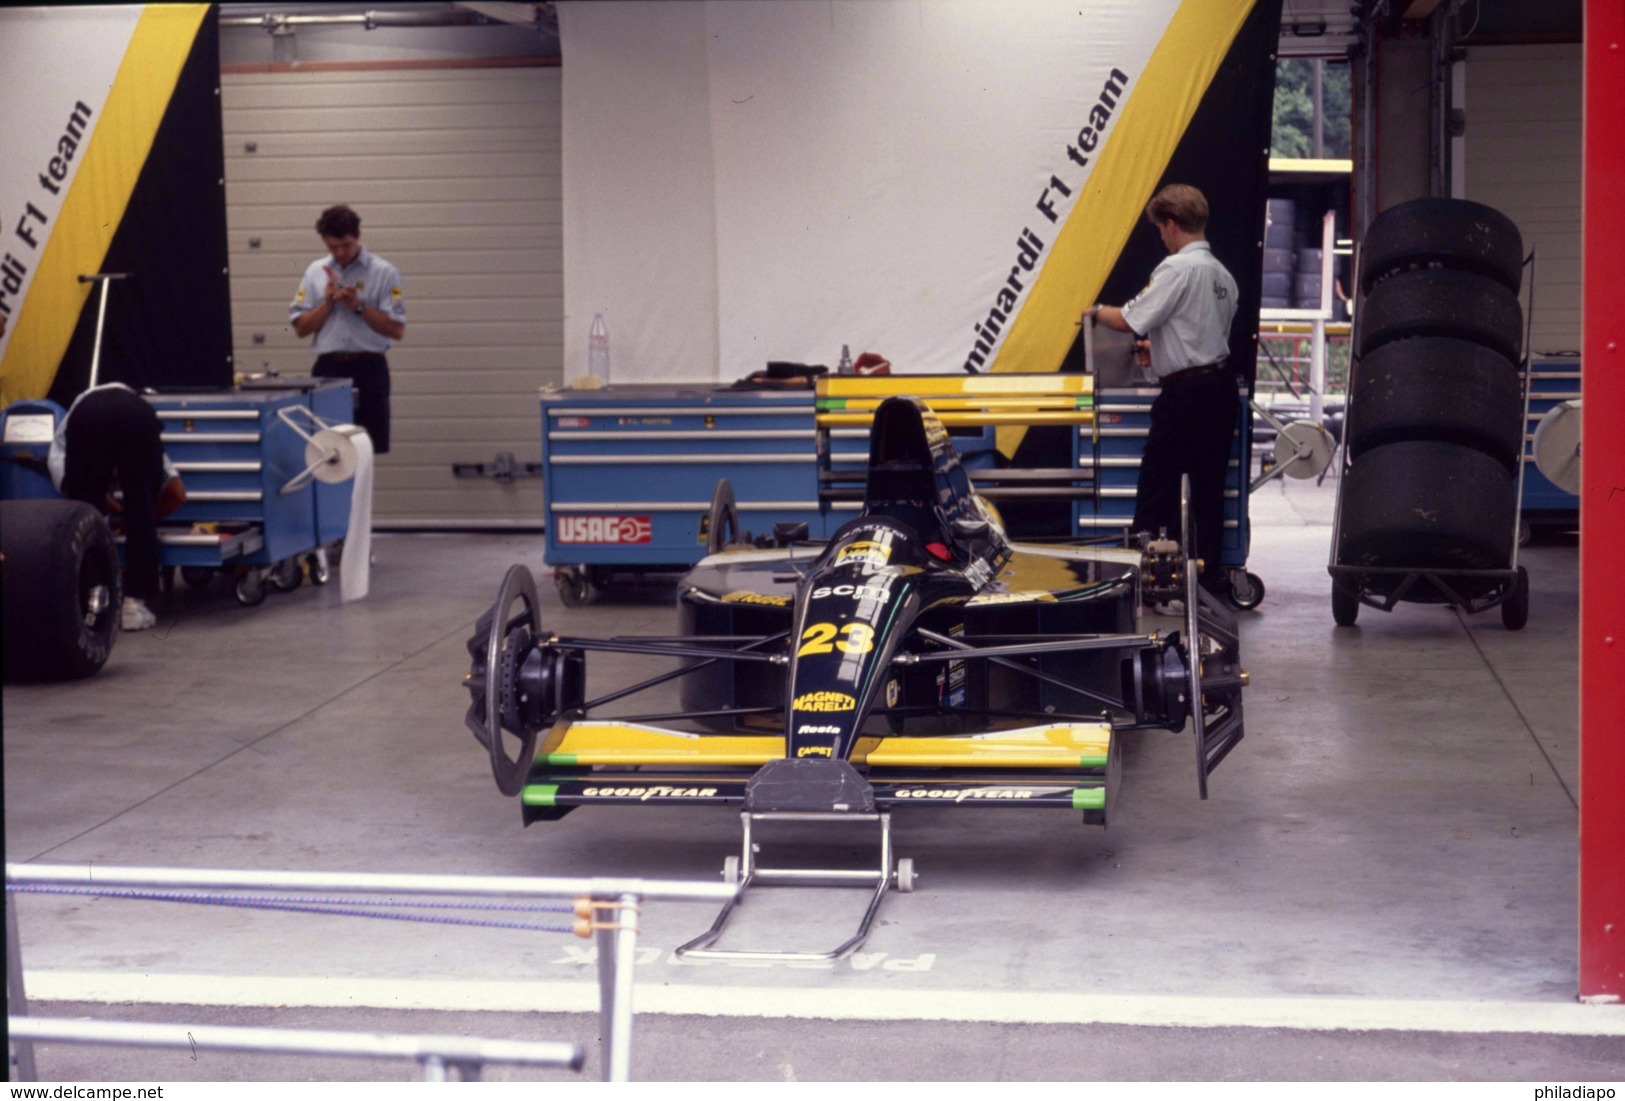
[151,382,353,567]
[1086,382,1252,573]
[1520,356,1580,537]
[539,386,826,603]
[0,381,355,605]
[538,376,1259,605]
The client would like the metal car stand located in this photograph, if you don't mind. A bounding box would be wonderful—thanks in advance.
[674,809,913,963]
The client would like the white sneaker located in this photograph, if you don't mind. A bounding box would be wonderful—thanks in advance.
[121,597,157,631]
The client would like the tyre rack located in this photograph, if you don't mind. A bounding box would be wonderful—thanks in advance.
[813,372,1096,512]
[1327,249,1536,631]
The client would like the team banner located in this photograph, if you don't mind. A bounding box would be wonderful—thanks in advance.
[558,0,1280,391]
[0,4,230,406]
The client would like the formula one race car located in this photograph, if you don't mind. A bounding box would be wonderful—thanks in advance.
[465,394,1244,827]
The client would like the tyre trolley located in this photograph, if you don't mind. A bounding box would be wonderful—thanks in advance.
[1328,199,1534,631]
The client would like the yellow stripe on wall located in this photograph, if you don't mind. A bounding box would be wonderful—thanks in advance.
[0,5,208,404]
[990,0,1258,456]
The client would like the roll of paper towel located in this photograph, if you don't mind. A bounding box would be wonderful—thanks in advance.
[306,426,362,484]
[321,425,374,603]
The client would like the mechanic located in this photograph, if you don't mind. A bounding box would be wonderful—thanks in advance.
[1087,183,1239,599]
[47,383,187,631]
[289,204,406,453]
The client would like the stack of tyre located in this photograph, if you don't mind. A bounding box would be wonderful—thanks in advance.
[1260,198,1297,310]
[1334,197,1528,629]
[1261,199,1346,317]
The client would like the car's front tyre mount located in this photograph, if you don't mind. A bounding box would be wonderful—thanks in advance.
[1176,477,1246,799]
[705,478,747,555]
[465,564,561,796]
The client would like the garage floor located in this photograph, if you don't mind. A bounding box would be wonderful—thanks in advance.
[7,477,1621,1082]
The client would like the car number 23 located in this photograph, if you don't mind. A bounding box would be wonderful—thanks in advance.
[796,622,876,657]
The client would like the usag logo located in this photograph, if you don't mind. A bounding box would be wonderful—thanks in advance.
[792,691,856,712]
[556,515,652,544]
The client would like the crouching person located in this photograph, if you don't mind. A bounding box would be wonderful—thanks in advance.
[48,384,187,631]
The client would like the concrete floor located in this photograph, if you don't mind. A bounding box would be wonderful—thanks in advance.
[6,476,1620,1082]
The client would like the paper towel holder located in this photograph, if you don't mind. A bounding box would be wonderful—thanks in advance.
[275,406,367,494]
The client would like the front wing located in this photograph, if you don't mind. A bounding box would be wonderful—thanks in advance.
[519,718,1122,823]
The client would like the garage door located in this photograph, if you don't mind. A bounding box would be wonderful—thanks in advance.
[221,62,561,528]
[1463,44,1580,357]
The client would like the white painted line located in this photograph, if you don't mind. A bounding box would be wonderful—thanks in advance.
[24,972,1625,1037]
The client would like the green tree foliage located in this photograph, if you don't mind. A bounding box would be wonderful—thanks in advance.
[1272,59,1351,158]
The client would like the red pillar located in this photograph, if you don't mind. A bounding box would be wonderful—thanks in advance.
[1580,0,1625,1001]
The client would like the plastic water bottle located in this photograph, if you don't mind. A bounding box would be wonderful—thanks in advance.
[588,312,611,384]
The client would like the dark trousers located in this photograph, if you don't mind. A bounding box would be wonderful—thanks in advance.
[60,388,167,601]
[313,352,391,454]
[1131,366,1240,588]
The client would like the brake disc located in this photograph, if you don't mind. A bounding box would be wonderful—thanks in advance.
[482,564,545,796]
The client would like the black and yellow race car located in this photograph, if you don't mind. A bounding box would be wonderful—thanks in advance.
[464,395,1245,831]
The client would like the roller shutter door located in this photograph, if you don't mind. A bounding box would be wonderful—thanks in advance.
[1463,44,1580,356]
[221,63,561,527]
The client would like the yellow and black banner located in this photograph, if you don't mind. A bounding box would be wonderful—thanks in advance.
[0,4,231,406]
[994,0,1282,527]
[992,0,1281,384]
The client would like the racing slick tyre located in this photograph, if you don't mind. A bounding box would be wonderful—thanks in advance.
[1358,197,1524,295]
[1355,268,1523,365]
[1337,440,1516,600]
[1262,247,1295,274]
[706,478,741,555]
[1347,336,1524,472]
[1,499,120,681]
[1332,581,1360,627]
[1501,566,1530,631]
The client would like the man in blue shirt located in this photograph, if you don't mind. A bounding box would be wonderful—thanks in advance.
[289,204,407,453]
[1089,183,1240,600]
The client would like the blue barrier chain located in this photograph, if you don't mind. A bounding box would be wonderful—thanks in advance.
[7,884,578,935]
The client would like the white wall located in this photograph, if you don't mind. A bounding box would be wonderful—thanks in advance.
[557,0,1195,384]
[1463,43,1581,356]
[557,1,719,382]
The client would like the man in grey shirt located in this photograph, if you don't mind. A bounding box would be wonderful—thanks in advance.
[289,204,406,452]
[1090,183,1240,600]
